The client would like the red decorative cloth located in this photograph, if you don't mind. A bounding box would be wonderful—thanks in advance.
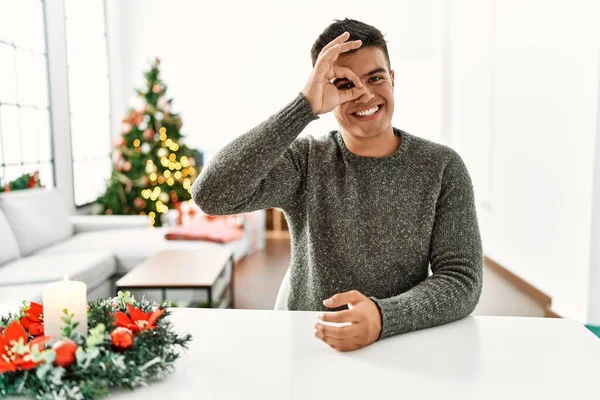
[165,217,244,243]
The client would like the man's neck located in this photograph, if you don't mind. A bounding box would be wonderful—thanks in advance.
[341,127,401,157]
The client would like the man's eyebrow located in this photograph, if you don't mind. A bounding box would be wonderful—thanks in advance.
[332,67,388,86]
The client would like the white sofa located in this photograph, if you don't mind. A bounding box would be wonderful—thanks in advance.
[0,188,262,312]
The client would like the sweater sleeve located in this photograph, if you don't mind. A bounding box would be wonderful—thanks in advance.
[192,94,318,215]
[370,151,483,340]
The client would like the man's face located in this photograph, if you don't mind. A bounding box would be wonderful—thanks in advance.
[331,46,395,139]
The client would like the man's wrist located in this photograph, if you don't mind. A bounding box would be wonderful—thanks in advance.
[369,296,384,341]
[299,91,318,116]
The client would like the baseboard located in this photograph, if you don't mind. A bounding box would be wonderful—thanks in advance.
[265,231,290,239]
[484,255,560,318]
[544,308,562,318]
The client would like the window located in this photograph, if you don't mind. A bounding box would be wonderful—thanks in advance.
[0,0,54,188]
[65,0,111,206]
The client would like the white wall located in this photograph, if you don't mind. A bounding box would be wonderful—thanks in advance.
[589,56,600,325]
[450,0,600,323]
[45,0,75,211]
[105,0,445,161]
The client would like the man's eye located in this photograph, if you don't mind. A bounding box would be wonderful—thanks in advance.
[370,76,383,82]
[338,82,354,90]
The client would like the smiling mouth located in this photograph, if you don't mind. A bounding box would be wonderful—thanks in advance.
[352,104,384,119]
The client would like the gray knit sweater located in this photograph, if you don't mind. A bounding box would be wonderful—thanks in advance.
[192,93,483,340]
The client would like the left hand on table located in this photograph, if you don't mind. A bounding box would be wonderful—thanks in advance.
[314,290,382,352]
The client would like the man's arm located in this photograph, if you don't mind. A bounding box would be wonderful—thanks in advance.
[370,151,483,340]
[192,94,317,215]
[193,31,366,215]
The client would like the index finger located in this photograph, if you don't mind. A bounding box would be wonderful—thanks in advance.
[318,309,361,324]
[320,31,350,54]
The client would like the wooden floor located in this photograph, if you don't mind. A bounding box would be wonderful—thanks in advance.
[233,238,548,317]
[234,238,291,309]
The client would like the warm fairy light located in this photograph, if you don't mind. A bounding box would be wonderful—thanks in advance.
[133,139,141,147]
[142,190,150,199]
[160,133,167,141]
[155,201,168,213]
[167,177,175,186]
[170,143,179,151]
[146,160,153,165]
[182,169,188,177]
[181,157,189,167]
[150,187,161,201]
[175,162,182,170]
[168,162,175,170]
[165,139,173,147]
[164,170,171,178]
[149,173,157,181]
[149,212,156,218]
[174,171,182,179]
[189,167,196,175]
[161,157,169,167]
[157,176,165,184]
[159,127,166,134]
[168,153,176,161]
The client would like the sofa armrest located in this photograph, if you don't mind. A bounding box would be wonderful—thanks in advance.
[70,215,150,234]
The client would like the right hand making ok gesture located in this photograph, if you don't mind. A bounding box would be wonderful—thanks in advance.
[301,32,367,115]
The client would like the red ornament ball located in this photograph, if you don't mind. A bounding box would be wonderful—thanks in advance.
[111,327,134,350]
[143,128,155,140]
[52,339,78,367]
[134,197,146,210]
[152,84,162,94]
[123,162,132,171]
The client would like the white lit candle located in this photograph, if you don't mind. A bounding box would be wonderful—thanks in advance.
[43,276,87,338]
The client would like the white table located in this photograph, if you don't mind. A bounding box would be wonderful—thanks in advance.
[107,309,600,399]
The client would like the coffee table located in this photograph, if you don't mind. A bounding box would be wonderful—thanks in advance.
[115,248,235,308]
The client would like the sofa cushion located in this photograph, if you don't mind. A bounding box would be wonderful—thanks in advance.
[0,206,20,265]
[0,250,116,291]
[37,227,249,273]
[0,283,46,317]
[0,188,74,256]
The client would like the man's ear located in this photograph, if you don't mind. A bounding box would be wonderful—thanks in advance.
[390,70,395,88]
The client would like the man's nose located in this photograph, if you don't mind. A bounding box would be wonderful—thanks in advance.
[355,86,375,104]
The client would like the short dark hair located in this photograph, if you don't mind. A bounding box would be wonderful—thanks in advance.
[310,18,390,70]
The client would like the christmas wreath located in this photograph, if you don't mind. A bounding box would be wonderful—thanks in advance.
[0,292,192,399]
[0,171,42,192]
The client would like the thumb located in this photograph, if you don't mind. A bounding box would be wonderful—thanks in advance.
[323,290,363,308]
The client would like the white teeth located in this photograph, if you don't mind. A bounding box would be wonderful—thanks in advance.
[355,105,380,117]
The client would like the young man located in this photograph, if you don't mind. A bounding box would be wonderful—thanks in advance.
[192,19,483,352]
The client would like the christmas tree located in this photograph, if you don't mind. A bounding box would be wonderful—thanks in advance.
[97,58,199,227]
